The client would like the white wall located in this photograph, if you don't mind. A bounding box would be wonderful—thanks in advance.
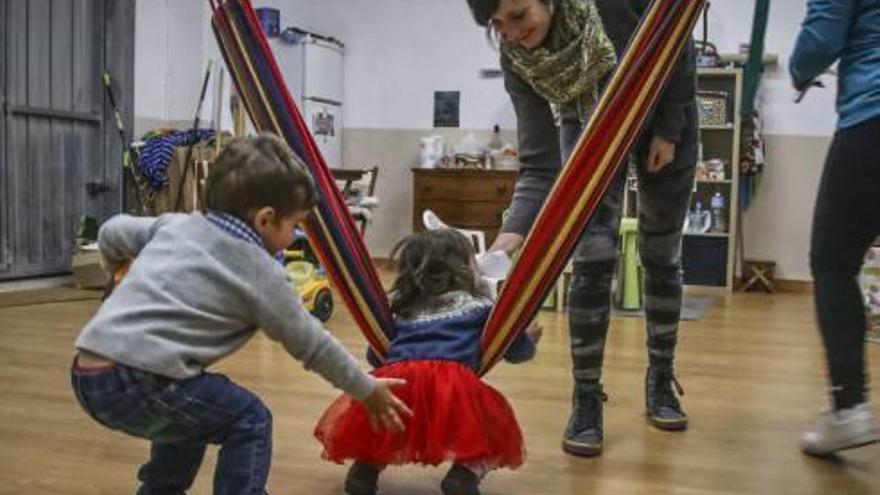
[306,0,516,130]
[134,0,211,125]
[256,0,838,137]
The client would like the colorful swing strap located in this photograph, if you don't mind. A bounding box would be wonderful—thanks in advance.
[210,0,394,359]
[209,0,705,374]
[480,0,706,374]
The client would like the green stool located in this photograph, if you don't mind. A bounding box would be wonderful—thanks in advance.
[617,217,642,310]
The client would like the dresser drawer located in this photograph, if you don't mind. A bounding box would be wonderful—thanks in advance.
[411,169,517,246]
[413,173,515,202]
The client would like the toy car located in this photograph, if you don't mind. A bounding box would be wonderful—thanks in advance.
[284,251,334,322]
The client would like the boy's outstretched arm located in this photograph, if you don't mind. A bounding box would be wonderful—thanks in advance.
[255,268,411,430]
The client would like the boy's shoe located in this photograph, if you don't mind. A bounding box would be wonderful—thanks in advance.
[440,464,481,495]
[646,366,688,431]
[562,383,605,456]
[801,403,880,456]
[344,462,380,495]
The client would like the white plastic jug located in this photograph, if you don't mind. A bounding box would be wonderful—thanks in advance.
[419,135,444,168]
[685,201,711,234]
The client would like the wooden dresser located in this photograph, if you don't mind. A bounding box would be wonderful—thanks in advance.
[412,168,517,244]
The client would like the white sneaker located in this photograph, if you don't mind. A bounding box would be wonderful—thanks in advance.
[801,403,880,455]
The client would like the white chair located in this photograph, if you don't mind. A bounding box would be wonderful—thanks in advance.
[421,209,487,254]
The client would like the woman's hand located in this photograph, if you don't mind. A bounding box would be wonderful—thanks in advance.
[489,232,524,255]
[361,378,413,433]
[647,135,676,173]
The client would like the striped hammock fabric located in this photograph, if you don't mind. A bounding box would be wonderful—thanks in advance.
[210,0,394,359]
[209,0,705,375]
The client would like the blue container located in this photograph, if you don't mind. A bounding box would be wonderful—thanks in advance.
[255,7,280,37]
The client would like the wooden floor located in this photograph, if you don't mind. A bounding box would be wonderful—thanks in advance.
[1,288,878,494]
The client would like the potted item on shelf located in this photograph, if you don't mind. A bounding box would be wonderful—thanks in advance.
[706,158,726,181]
[695,160,710,181]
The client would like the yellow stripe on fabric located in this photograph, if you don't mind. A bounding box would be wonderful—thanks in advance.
[220,10,390,353]
[312,212,390,352]
[481,1,701,371]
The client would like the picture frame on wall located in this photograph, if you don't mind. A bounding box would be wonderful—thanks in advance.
[433,91,460,128]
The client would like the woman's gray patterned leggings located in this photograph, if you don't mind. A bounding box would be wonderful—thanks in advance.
[566,160,695,386]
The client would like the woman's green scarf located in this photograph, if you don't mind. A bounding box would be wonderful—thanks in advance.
[502,0,617,121]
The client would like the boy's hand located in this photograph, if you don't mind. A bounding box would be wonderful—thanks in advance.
[361,378,413,433]
[526,321,543,345]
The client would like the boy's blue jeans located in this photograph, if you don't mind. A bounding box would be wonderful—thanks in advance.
[71,359,272,495]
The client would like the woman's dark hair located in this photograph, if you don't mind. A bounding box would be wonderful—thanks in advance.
[466,0,502,26]
[465,0,553,27]
[204,133,317,221]
[389,229,479,319]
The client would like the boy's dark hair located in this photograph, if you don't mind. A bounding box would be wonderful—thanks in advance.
[389,229,480,319]
[204,133,318,221]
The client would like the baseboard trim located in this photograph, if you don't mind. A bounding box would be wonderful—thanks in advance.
[733,277,813,293]
[372,258,815,293]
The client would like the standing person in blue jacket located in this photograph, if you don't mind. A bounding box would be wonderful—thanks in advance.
[791,0,880,456]
[464,0,697,457]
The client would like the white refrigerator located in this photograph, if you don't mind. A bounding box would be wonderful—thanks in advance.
[270,34,344,168]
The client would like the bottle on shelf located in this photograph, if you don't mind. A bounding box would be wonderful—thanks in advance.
[489,124,503,151]
[710,190,727,233]
[687,200,711,234]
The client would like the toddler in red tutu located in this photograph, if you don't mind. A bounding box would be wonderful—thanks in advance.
[315,229,542,495]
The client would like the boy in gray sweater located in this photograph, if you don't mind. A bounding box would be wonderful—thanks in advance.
[71,134,411,494]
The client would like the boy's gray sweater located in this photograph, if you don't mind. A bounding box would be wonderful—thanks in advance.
[75,213,376,401]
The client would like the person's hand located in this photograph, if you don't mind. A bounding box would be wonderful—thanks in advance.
[526,321,543,345]
[793,78,825,103]
[488,232,524,255]
[361,378,413,433]
[475,250,513,279]
[647,135,676,173]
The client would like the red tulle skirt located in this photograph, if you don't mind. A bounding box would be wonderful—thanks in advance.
[314,360,524,469]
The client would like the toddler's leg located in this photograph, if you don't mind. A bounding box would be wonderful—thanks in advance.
[440,463,487,495]
[344,462,384,495]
